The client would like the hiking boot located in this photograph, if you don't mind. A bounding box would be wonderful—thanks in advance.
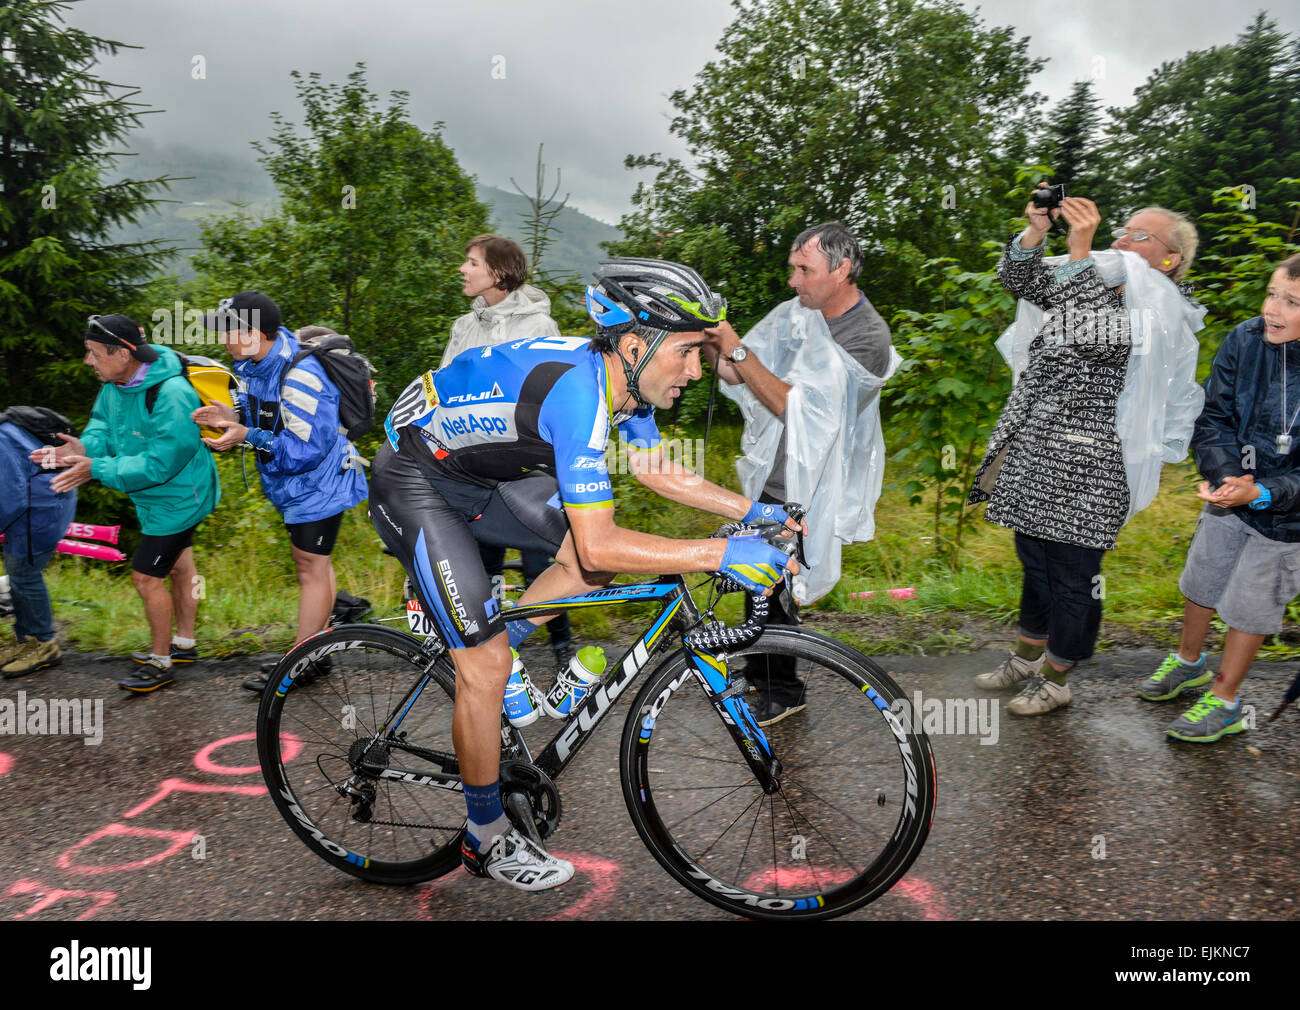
[1007,673,1072,716]
[131,643,198,664]
[120,658,176,693]
[1166,690,1247,743]
[244,655,332,693]
[0,637,25,668]
[1137,653,1212,701]
[2,639,61,679]
[552,643,576,675]
[750,686,808,727]
[473,827,574,891]
[974,650,1044,689]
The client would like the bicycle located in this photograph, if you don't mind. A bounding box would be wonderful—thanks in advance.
[255,512,937,921]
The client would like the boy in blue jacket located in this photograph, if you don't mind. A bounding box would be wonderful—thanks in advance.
[1139,253,1300,741]
[0,411,78,677]
[193,292,367,692]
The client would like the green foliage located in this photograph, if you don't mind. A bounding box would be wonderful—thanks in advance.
[1104,14,1300,229]
[883,245,1015,564]
[191,65,490,410]
[1189,179,1300,372]
[606,0,1044,327]
[0,0,176,415]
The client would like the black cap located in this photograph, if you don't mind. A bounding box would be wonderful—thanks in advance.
[202,291,281,337]
[84,314,159,362]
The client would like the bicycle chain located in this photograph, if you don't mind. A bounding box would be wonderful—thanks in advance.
[361,818,463,832]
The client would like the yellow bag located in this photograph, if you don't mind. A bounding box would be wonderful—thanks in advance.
[146,353,242,440]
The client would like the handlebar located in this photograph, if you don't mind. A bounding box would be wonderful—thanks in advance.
[684,502,807,653]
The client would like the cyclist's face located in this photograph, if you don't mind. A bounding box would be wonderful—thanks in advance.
[630,331,705,409]
[460,247,500,300]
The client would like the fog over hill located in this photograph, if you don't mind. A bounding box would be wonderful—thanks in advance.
[113,139,622,281]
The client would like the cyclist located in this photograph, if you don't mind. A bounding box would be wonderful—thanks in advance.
[370,258,802,891]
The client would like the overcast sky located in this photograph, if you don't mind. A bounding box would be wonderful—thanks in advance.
[64,0,1300,225]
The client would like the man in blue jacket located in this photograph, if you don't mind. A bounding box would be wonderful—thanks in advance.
[1138,254,1300,741]
[0,410,78,677]
[193,292,368,692]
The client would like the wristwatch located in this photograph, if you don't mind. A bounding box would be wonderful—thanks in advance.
[728,344,749,364]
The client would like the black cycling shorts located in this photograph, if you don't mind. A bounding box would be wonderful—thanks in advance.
[132,525,197,578]
[285,512,345,556]
[370,436,570,649]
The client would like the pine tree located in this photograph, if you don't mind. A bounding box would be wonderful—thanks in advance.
[1041,80,1112,206]
[1106,14,1300,228]
[0,0,175,412]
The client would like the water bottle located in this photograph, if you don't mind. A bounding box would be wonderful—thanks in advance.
[541,646,607,719]
[502,648,541,727]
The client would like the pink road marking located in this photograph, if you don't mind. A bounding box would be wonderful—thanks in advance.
[891,874,951,920]
[413,851,621,921]
[55,823,197,876]
[193,731,302,775]
[742,866,855,891]
[0,752,12,778]
[3,879,118,920]
[122,778,265,819]
[546,852,620,921]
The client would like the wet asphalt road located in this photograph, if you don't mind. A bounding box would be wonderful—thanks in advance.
[0,639,1296,921]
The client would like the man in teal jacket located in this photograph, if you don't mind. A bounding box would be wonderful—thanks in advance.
[38,314,220,692]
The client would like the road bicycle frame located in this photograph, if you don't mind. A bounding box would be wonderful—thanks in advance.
[367,574,779,795]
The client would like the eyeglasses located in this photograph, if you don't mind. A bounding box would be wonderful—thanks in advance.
[1112,228,1176,253]
[86,314,135,351]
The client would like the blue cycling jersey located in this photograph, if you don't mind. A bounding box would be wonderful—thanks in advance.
[384,336,661,509]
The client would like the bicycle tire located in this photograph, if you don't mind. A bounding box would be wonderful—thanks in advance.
[620,627,936,921]
[256,624,467,885]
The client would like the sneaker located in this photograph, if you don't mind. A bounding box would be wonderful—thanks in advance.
[474,827,574,891]
[974,650,1044,689]
[1166,690,1247,743]
[119,658,175,693]
[1007,673,1072,716]
[131,643,198,664]
[1137,653,1212,701]
[750,687,807,727]
[2,639,61,679]
[244,655,333,693]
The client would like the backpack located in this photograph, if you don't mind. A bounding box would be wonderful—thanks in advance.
[282,333,376,441]
[145,353,241,439]
[0,405,79,445]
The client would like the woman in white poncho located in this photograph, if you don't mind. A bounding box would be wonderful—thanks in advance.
[968,188,1205,716]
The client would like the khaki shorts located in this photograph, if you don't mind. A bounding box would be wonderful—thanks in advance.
[1178,506,1300,635]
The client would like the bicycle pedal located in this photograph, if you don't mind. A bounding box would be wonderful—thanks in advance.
[718,677,749,700]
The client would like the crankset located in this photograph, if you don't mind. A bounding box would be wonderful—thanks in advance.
[499,759,562,843]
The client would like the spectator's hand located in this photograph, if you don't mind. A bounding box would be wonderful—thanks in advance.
[29,431,85,467]
[191,404,238,426]
[703,320,743,357]
[201,418,249,452]
[1022,183,1056,244]
[49,455,93,492]
[1059,197,1102,261]
[1197,475,1259,507]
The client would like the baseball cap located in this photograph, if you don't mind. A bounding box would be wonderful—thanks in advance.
[203,291,282,337]
[84,314,159,362]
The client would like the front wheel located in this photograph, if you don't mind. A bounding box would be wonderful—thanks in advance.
[620,627,936,921]
[256,624,466,885]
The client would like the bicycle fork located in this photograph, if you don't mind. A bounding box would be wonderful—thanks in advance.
[685,647,781,793]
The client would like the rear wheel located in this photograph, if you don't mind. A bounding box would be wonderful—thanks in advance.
[256,625,466,884]
[620,627,935,920]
